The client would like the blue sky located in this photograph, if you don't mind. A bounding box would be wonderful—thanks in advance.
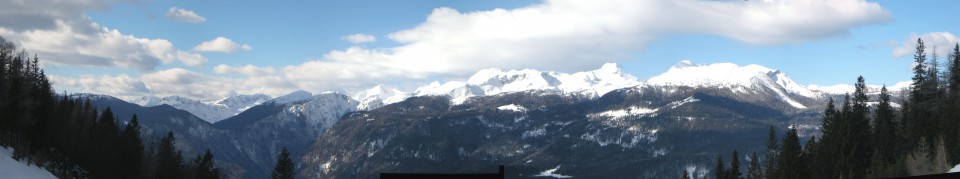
[2,0,958,100]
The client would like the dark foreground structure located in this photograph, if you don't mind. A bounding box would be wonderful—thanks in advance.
[381,165,504,179]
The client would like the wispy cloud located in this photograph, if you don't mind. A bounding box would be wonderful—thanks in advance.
[166,7,206,23]
[342,34,377,44]
[193,37,252,53]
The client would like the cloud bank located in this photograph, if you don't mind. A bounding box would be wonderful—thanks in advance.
[35,0,893,100]
[0,0,207,71]
[892,32,960,59]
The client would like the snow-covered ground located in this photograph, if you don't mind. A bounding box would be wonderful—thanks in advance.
[0,147,56,179]
[950,164,960,173]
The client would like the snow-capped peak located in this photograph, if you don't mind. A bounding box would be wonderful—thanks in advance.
[407,63,642,105]
[353,84,410,110]
[556,63,641,97]
[131,94,272,124]
[210,93,272,116]
[466,63,640,96]
[673,60,696,68]
[648,61,780,88]
[272,90,313,104]
[467,68,562,95]
[414,81,484,104]
[133,95,198,107]
[646,61,809,108]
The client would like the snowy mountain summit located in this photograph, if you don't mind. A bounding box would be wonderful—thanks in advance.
[132,94,271,124]
[353,85,410,110]
[122,60,912,123]
[413,63,642,104]
[646,60,811,108]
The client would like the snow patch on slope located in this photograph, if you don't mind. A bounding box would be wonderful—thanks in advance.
[667,96,700,109]
[0,147,56,179]
[497,104,527,112]
[589,106,658,119]
[535,165,573,178]
[806,81,911,95]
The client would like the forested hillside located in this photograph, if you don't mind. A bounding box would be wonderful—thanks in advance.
[712,39,960,179]
[0,36,225,179]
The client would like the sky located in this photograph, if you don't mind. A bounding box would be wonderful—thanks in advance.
[1,0,958,101]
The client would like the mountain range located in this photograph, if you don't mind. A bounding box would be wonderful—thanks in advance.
[75,60,908,178]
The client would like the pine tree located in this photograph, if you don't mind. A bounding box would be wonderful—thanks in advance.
[763,126,778,179]
[803,137,827,179]
[156,131,184,179]
[119,114,144,178]
[681,169,691,179]
[194,149,220,179]
[746,152,762,179]
[945,43,960,163]
[873,86,897,163]
[91,107,122,178]
[728,150,741,179]
[840,76,873,179]
[777,126,806,179]
[272,147,295,179]
[715,155,726,179]
[813,98,838,178]
[907,38,936,150]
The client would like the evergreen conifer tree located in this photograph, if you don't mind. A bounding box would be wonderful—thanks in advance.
[777,126,806,179]
[763,126,778,178]
[194,149,220,179]
[747,152,762,179]
[945,43,960,163]
[119,115,144,178]
[874,86,897,163]
[272,147,295,179]
[715,155,726,179]
[728,150,741,179]
[156,131,184,179]
[842,76,873,178]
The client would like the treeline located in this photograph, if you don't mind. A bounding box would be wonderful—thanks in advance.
[701,38,960,179]
[0,36,220,178]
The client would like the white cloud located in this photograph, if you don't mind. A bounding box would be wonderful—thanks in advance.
[342,34,376,44]
[193,37,252,53]
[892,32,960,59]
[0,0,207,71]
[49,74,151,99]
[45,0,897,100]
[213,64,277,76]
[0,20,208,70]
[274,0,891,90]
[166,7,206,23]
[53,67,299,100]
